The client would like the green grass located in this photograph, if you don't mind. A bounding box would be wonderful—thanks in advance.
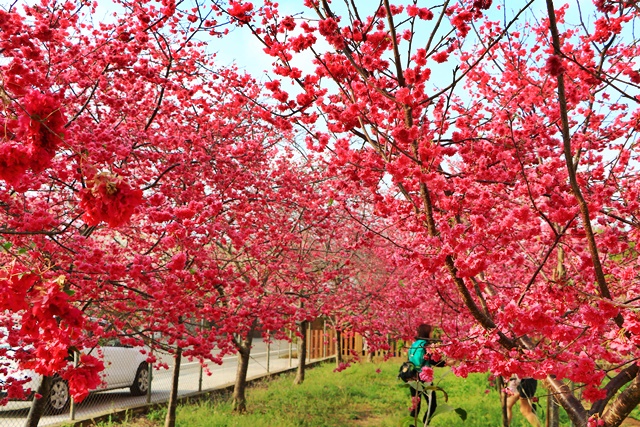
[91,359,639,427]
[172,360,410,427]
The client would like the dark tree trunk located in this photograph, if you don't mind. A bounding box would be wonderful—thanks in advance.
[547,392,560,427]
[591,364,639,418]
[294,321,308,385]
[164,346,182,427]
[25,375,52,427]
[497,376,509,427]
[543,376,587,426]
[601,369,640,427]
[232,334,253,412]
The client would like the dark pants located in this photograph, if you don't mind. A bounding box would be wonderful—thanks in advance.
[410,383,437,426]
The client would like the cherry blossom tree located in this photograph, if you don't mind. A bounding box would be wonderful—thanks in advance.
[0,0,306,420]
[2,1,368,422]
[216,1,640,426]
[204,151,363,407]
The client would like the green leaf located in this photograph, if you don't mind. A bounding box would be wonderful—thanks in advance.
[455,408,468,421]
[64,288,76,297]
[400,416,417,427]
[17,247,28,255]
[2,241,12,251]
[430,403,466,421]
[407,380,421,390]
[422,385,448,402]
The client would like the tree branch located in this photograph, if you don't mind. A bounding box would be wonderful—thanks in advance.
[545,0,624,328]
[602,366,640,427]
[590,363,639,417]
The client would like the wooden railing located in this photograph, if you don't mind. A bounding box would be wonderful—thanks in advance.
[305,329,400,360]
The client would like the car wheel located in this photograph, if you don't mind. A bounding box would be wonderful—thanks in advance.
[46,377,70,415]
[130,362,149,396]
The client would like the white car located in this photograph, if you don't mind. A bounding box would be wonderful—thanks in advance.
[1,338,150,414]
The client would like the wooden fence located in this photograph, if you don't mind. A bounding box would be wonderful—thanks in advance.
[305,328,400,360]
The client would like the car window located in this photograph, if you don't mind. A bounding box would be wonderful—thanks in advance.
[98,337,122,347]
[97,337,137,348]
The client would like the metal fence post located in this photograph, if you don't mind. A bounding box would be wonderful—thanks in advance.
[288,329,293,368]
[198,319,204,391]
[307,322,311,362]
[266,330,271,373]
[146,350,153,404]
[322,321,327,358]
[70,350,78,420]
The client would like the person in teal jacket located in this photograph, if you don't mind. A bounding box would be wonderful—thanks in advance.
[408,324,444,426]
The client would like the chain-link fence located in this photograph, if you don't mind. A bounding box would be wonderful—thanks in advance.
[0,338,302,427]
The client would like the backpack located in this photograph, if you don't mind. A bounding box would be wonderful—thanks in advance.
[408,339,428,368]
[398,361,418,382]
[399,339,429,383]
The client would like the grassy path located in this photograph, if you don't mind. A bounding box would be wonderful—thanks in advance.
[89,358,640,427]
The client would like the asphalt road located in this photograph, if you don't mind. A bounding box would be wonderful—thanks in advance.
[0,339,300,427]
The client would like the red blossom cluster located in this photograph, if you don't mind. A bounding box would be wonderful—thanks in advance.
[227,1,253,24]
[407,5,434,20]
[0,90,65,185]
[0,265,99,399]
[545,54,566,76]
[79,173,143,228]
